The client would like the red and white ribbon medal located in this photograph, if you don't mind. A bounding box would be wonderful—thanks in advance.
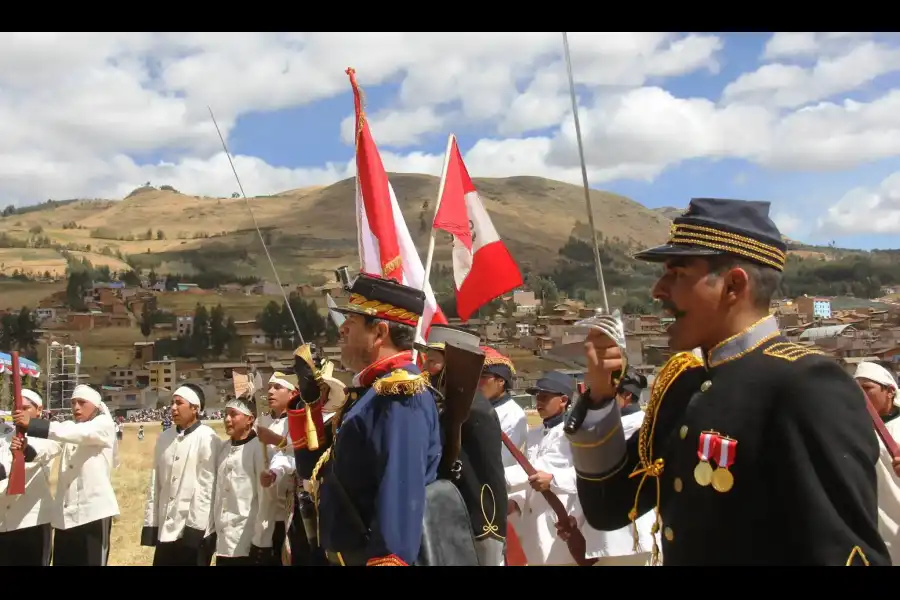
[693,431,718,487]
[711,437,737,493]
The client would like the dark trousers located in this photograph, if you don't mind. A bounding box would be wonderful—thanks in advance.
[152,534,215,566]
[272,517,309,566]
[0,523,52,566]
[216,554,257,566]
[53,518,111,566]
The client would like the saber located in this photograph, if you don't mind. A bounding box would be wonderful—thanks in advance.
[561,32,609,313]
[207,106,305,345]
[560,33,625,435]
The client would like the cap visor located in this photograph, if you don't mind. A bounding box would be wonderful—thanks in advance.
[633,243,725,262]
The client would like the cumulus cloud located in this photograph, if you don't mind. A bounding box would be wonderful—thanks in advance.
[817,171,900,236]
[1,29,900,237]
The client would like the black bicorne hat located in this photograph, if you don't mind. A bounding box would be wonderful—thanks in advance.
[634,198,787,271]
[331,271,426,327]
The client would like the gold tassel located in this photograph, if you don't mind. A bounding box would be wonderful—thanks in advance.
[373,369,427,396]
[305,405,320,451]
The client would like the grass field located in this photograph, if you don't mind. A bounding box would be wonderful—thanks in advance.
[0,249,66,278]
[0,280,65,311]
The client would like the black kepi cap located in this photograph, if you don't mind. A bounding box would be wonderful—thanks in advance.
[331,272,426,327]
[634,198,787,271]
[526,371,576,398]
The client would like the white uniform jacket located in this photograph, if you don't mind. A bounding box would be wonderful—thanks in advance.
[214,433,274,557]
[510,415,617,565]
[582,408,658,564]
[492,394,529,504]
[260,416,294,523]
[268,412,339,495]
[875,413,900,565]
[26,413,119,530]
[142,421,219,546]
[0,424,62,532]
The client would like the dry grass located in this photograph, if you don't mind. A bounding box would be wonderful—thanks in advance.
[46,421,229,566]
[155,292,287,321]
[0,280,65,311]
[0,248,66,277]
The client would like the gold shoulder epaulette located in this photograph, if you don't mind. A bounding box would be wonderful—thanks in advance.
[763,342,826,363]
[373,369,427,397]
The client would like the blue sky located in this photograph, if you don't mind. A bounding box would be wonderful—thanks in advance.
[5,32,900,249]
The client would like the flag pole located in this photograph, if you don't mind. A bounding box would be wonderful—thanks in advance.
[411,133,456,363]
[561,32,610,314]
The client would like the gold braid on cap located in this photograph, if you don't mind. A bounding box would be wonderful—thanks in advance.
[483,355,516,374]
[668,222,786,271]
[627,351,703,565]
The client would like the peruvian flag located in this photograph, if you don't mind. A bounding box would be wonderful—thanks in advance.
[346,68,448,331]
[433,136,523,321]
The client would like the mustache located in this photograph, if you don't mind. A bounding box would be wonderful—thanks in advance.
[659,299,687,319]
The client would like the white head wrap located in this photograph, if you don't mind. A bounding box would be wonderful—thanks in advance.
[268,373,296,392]
[855,362,899,407]
[72,384,111,417]
[173,386,202,407]
[225,397,254,417]
[21,389,42,408]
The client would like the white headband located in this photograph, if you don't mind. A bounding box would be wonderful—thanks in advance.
[173,386,202,407]
[72,384,102,407]
[21,389,42,408]
[855,362,897,391]
[268,374,296,392]
[225,398,253,417]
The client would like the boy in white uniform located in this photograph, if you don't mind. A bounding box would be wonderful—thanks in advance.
[0,389,61,565]
[14,384,118,566]
[214,395,274,565]
[141,384,219,566]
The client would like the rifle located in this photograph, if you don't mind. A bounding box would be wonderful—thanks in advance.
[7,352,26,496]
[438,342,485,479]
[500,431,596,566]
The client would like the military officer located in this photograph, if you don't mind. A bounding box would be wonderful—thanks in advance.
[566,197,890,566]
[415,324,508,566]
[290,273,443,566]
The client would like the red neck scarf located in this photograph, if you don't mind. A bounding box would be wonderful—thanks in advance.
[357,351,414,388]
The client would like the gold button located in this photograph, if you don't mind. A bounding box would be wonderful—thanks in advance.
[350,392,358,400]
[664,527,674,541]
[679,425,688,439]
[701,380,712,393]
[673,477,683,492]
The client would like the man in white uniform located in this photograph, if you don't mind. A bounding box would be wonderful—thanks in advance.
[215,395,274,565]
[0,389,61,565]
[141,384,219,566]
[508,371,595,565]
[14,384,119,566]
[854,361,900,565]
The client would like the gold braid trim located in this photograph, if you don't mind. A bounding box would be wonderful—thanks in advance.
[373,369,427,396]
[846,545,870,566]
[627,351,703,565]
[483,355,516,374]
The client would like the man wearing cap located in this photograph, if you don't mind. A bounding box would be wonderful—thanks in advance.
[567,197,889,565]
[855,361,900,564]
[0,389,61,565]
[214,394,274,565]
[291,272,442,566]
[478,348,529,512]
[14,384,119,566]
[141,383,220,566]
[509,371,596,565]
[415,324,508,566]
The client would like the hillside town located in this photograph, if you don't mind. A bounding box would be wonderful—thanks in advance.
[6,270,898,418]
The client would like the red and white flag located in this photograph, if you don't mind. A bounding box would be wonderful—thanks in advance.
[433,136,523,321]
[346,68,448,331]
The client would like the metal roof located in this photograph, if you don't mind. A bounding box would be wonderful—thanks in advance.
[798,324,855,341]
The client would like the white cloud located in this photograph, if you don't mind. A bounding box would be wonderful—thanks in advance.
[1,30,900,229]
[817,171,900,236]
